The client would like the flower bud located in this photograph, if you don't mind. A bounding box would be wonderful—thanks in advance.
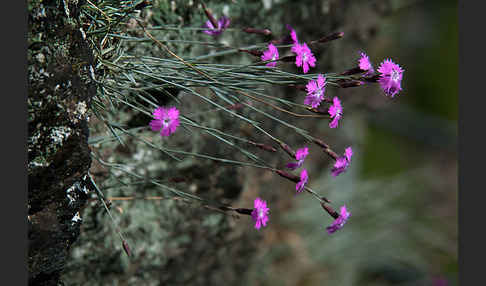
[337,79,364,88]
[310,32,344,46]
[361,74,380,82]
[201,3,218,28]
[248,141,277,152]
[122,240,132,257]
[242,27,272,36]
[234,208,253,215]
[320,202,339,219]
[275,169,300,183]
[279,142,296,159]
[340,67,363,76]
[315,31,344,44]
[238,49,263,57]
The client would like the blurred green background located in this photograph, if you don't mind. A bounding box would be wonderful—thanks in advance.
[62,0,457,285]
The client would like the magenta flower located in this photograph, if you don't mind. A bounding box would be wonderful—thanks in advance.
[326,205,351,234]
[345,147,353,162]
[331,157,348,177]
[286,147,309,170]
[203,16,230,36]
[261,43,279,67]
[331,146,353,177]
[149,106,180,137]
[305,74,327,108]
[286,24,298,44]
[295,169,308,193]
[291,42,316,74]
[251,197,269,230]
[358,51,374,76]
[377,58,404,98]
[328,96,342,129]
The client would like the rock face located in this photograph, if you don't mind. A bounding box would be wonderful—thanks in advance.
[28,0,95,284]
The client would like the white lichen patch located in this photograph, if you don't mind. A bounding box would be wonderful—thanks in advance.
[77,182,89,194]
[38,68,50,78]
[77,101,88,115]
[63,0,70,17]
[71,212,82,224]
[66,184,77,205]
[34,6,47,19]
[89,65,96,81]
[79,27,86,40]
[36,53,46,64]
[50,126,73,145]
[28,131,42,152]
[28,157,50,169]
[68,101,89,124]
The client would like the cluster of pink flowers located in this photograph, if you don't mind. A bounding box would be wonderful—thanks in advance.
[282,146,310,193]
[358,51,404,97]
[194,12,407,235]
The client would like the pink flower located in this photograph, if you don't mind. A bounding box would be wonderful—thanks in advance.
[326,205,351,234]
[149,106,180,137]
[331,146,353,177]
[331,157,348,177]
[305,74,327,108]
[261,43,279,67]
[286,147,309,170]
[295,169,308,193]
[286,24,298,44]
[203,16,230,36]
[345,147,353,162]
[358,51,374,76]
[251,197,269,230]
[377,58,404,98]
[291,42,316,74]
[328,97,342,129]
